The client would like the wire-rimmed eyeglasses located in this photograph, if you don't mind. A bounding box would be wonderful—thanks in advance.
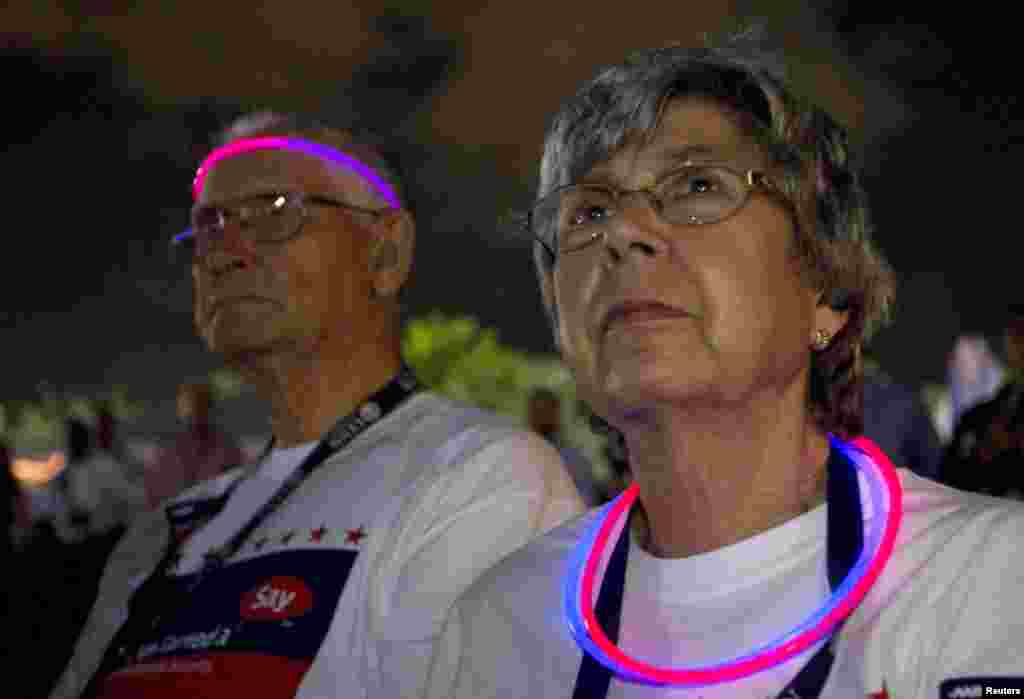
[173,191,382,259]
[528,164,779,260]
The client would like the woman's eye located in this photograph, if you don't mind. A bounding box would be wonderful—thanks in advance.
[684,175,720,195]
[569,205,610,226]
[665,170,726,200]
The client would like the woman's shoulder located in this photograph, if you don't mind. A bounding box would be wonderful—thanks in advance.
[851,469,1024,626]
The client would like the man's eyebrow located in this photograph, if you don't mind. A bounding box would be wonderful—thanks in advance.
[197,185,291,208]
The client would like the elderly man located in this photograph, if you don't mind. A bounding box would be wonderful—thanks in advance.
[428,32,1024,699]
[50,112,584,699]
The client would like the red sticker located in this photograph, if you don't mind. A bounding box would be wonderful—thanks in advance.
[239,576,314,620]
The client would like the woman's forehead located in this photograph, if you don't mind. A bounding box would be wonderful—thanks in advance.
[583,98,762,185]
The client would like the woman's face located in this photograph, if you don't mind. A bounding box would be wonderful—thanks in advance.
[548,97,836,422]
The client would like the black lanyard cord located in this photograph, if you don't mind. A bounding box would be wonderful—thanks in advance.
[571,443,863,699]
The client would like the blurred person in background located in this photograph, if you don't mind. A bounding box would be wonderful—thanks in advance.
[52,110,583,699]
[54,417,146,544]
[1,440,20,679]
[527,386,603,506]
[940,304,1024,497]
[51,418,95,544]
[942,333,1004,442]
[860,352,942,481]
[93,401,145,486]
[144,381,244,507]
[429,31,1024,699]
[1,439,16,596]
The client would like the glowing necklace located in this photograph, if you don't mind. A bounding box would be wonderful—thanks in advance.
[564,435,902,688]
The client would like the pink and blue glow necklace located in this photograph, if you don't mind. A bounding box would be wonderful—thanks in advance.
[564,435,902,690]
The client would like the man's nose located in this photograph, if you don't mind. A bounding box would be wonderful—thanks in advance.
[199,222,257,273]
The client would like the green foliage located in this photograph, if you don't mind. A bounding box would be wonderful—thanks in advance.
[402,311,568,417]
[402,312,615,491]
[209,368,245,402]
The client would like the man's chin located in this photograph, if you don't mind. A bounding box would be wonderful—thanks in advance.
[200,320,281,359]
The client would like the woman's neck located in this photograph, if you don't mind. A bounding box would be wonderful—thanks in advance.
[619,391,829,559]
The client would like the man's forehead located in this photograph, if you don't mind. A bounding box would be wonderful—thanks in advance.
[199,149,333,202]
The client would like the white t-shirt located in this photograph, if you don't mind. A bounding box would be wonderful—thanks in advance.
[428,469,1024,698]
[49,392,585,699]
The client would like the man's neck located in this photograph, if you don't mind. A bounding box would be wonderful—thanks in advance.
[232,339,404,449]
[617,384,829,560]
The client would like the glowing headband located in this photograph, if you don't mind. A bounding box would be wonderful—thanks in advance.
[563,434,902,687]
[191,136,402,209]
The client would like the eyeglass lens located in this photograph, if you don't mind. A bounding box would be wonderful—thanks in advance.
[539,166,749,253]
[187,194,300,256]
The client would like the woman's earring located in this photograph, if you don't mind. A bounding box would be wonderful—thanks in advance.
[812,329,832,351]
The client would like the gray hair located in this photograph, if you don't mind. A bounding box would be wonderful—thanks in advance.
[214,110,410,211]
[529,28,896,437]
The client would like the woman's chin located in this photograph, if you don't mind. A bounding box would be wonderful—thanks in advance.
[598,363,709,411]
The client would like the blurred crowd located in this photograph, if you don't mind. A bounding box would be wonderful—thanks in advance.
[4,310,1024,696]
[1,381,244,697]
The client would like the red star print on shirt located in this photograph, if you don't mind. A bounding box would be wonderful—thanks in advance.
[345,526,367,545]
[867,682,891,699]
[310,525,327,543]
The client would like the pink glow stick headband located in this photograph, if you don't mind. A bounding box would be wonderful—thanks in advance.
[563,434,902,687]
[191,136,402,209]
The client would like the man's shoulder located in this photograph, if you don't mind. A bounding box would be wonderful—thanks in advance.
[381,391,548,466]
[460,508,598,607]
[403,391,522,435]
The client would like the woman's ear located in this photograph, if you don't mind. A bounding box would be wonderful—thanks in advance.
[812,291,849,346]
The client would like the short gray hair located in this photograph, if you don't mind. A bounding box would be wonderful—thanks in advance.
[214,110,409,210]
[529,28,896,437]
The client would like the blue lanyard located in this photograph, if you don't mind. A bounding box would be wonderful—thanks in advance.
[571,443,863,698]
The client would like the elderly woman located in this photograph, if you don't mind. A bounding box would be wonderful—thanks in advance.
[427,32,1024,699]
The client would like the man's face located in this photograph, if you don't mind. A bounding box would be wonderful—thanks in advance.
[191,137,380,360]
[548,97,823,420]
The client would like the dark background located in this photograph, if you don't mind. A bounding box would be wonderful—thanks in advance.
[2,1,1017,413]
